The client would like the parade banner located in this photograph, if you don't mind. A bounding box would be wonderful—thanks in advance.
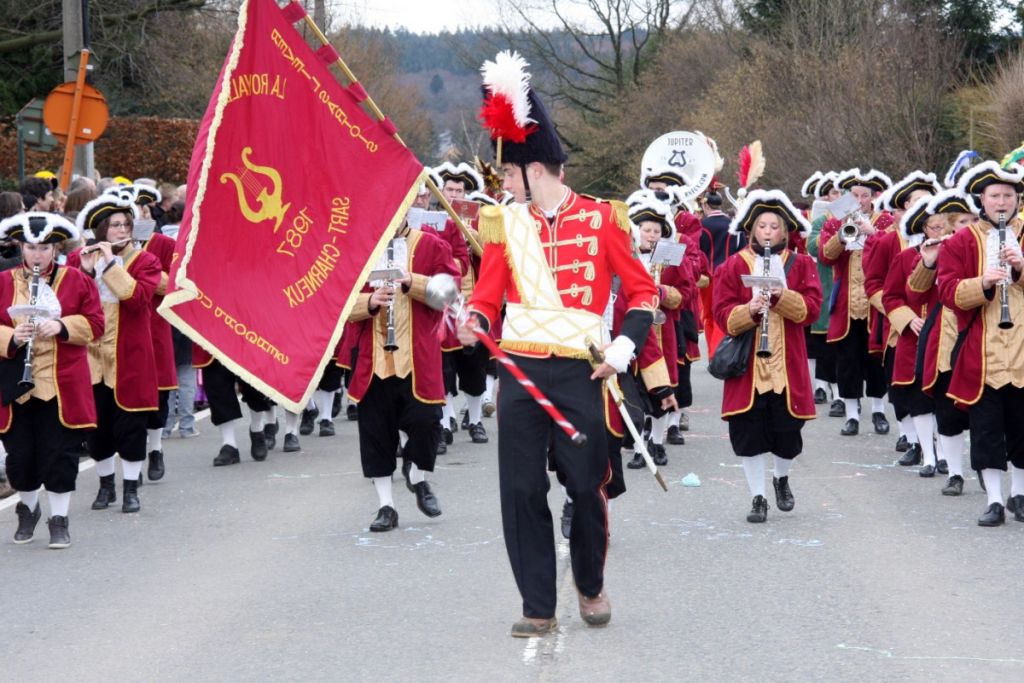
[160,0,424,411]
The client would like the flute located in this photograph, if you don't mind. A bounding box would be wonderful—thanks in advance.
[81,238,132,255]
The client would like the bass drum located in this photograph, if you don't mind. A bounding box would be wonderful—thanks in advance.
[640,131,719,204]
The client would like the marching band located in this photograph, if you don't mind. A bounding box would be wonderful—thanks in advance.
[3,46,1024,645]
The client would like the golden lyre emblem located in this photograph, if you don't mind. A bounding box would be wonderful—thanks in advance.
[220,146,291,233]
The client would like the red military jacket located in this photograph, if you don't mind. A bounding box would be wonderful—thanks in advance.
[937,217,1024,406]
[882,246,935,386]
[862,220,902,352]
[435,218,471,352]
[144,232,178,390]
[713,247,822,420]
[0,265,104,431]
[469,191,659,357]
[819,211,893,345]
[606,292,669,438]
[67,246,162,411]
[346,229,458,404]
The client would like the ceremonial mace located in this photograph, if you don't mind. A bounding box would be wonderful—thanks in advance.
[296,9,482,257]
[424,274,587,447]
[585,338,668,492]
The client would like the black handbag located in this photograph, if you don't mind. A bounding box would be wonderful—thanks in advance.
[708,328,754,380]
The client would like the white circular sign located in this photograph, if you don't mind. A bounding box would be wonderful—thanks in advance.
[640,131,717,202]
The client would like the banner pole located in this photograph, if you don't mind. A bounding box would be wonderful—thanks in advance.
[297,10,482,256]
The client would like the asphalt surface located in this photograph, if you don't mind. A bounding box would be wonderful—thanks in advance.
[3,356,1024,682]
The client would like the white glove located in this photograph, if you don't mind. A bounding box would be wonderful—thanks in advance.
[602,335,636,374]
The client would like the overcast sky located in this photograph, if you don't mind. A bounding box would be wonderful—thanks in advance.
[329,0,595,33]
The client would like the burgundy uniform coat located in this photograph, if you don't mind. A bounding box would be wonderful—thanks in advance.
[144,232,178,389]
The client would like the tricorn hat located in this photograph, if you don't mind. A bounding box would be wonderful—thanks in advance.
[814,172,839,199]
[899,196,934,239]
[431,162,484,194]
[479,51,567,167]
[837,168,892,194]
[729,189,811,238]
[927,188,980,217]
[957,160,1024,195]
[0,212,79,244]
[801,172,824,199]
[642,165,688,189]
[886,171,941,211]
[76,194,136,236]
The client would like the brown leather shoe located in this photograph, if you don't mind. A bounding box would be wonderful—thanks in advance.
[578,590,611,626]
[510,616,558,638]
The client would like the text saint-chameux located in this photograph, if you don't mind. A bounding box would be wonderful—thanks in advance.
[227,72,287,103]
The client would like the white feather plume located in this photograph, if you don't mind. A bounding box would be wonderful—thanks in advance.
[481,50,534,128]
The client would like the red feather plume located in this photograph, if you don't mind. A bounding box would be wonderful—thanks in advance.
[737,145,752,187]
[480,93,536,144]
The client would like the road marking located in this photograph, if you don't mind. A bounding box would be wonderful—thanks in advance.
[837,643,1024,664]
[0,409,211,513]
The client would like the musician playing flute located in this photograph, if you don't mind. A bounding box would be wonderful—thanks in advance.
[0,212,103,549]
[937,161,1024,527]
[457,52,658,637]
[67,195,162,514]
[713,190,822,524]
[346,214,458,533]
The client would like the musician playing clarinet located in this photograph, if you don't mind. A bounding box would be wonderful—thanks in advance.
[0,212,103,549]
[457,52,658,637]
[346,212,458,533]
[712,190,822,524]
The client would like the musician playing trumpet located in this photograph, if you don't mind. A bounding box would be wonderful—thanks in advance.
[0,212,103,549]
[712,191,821,524]
[346,216,459,532]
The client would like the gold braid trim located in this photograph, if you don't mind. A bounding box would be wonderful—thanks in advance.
[499,340,592,359]
[478,206,506,245]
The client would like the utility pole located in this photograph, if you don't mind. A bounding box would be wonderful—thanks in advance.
[62,0,95,181]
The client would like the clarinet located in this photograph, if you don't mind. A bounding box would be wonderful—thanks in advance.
[998,212,1013,330]
[383,239,399,352]
[756,241,772,358]
[19,265,41,389]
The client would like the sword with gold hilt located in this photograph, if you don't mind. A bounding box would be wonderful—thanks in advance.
[585,337,668,492]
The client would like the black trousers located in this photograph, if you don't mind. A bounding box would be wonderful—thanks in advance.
[442,344,488,397]
[934,372,969,437]
[89,384,149,463]
[968,384,1024,471]
[318,362,343,392]
[883,347,909,421]
[726,391,804,459]
[146,390,171,430]
[2,398,85,493]
[356,375,441,478]
[674,360,693,408]
[834,319,887,400]
[807,331,837,383]
[202,360,274,426]
[497,356,610,619]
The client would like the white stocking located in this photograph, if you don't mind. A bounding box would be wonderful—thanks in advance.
[741,454,767,497]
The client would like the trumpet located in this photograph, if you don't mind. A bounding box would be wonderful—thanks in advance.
[383,239,399,352]
[998,212,1013,330]
[756,241,772,358]
[839,212,867,244]
[19,265,41,389]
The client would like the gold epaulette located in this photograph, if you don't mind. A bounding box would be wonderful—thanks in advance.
[477,205,506,245]
[608,199,632,235]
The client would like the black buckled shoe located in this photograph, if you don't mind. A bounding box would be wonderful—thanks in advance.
[318,419,335,437]
[814,388,827,405]
[871,412,890,435]
[13,502,41,543]
[264,420,279,450]
[369,505,398,532]
[840,419,859,436]
[332,392,342,418]
[941,475,964,496]
[679,412,689,431]
[666,425,685,445]
[213,444,240,466]
[469,422,488,444]
[895,435,909,452]
[91,474,117,509]
[898,444,922,467]
[936,459,948,475]
[1009,495,1024,522]
[560,500,574,540]
[147,450,165,481]
[626,452,645,469]
[299,408,318,436]
[652,443,668,466]
[436,440,447,455]
[977,502,1005,527]
[283,433,300,452]
[122,479,141,514]
[47,516,70,549]
[773,476,795,512]
[346,404,358,421]
[746,495,769,523]
[461,409,470,431]
[443,427,453,445]
[249,430,268,461]
[449,416,459,434]
[919,464,936,478]
[412,481,442,517]
[828,399,845,418]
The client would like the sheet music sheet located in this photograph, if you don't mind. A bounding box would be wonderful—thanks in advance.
[369,238,408,288]
[407,209,448,232]
[651,239,686,266]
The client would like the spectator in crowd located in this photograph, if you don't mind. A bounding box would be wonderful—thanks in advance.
[152,183,179,228]
[19,177,54,212]
[0,192,24,271]
[161,201,185,240]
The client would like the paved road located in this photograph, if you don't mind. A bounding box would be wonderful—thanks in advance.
[3,359,1024,682]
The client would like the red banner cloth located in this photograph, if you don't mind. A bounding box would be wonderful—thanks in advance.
[159,0,424,411]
